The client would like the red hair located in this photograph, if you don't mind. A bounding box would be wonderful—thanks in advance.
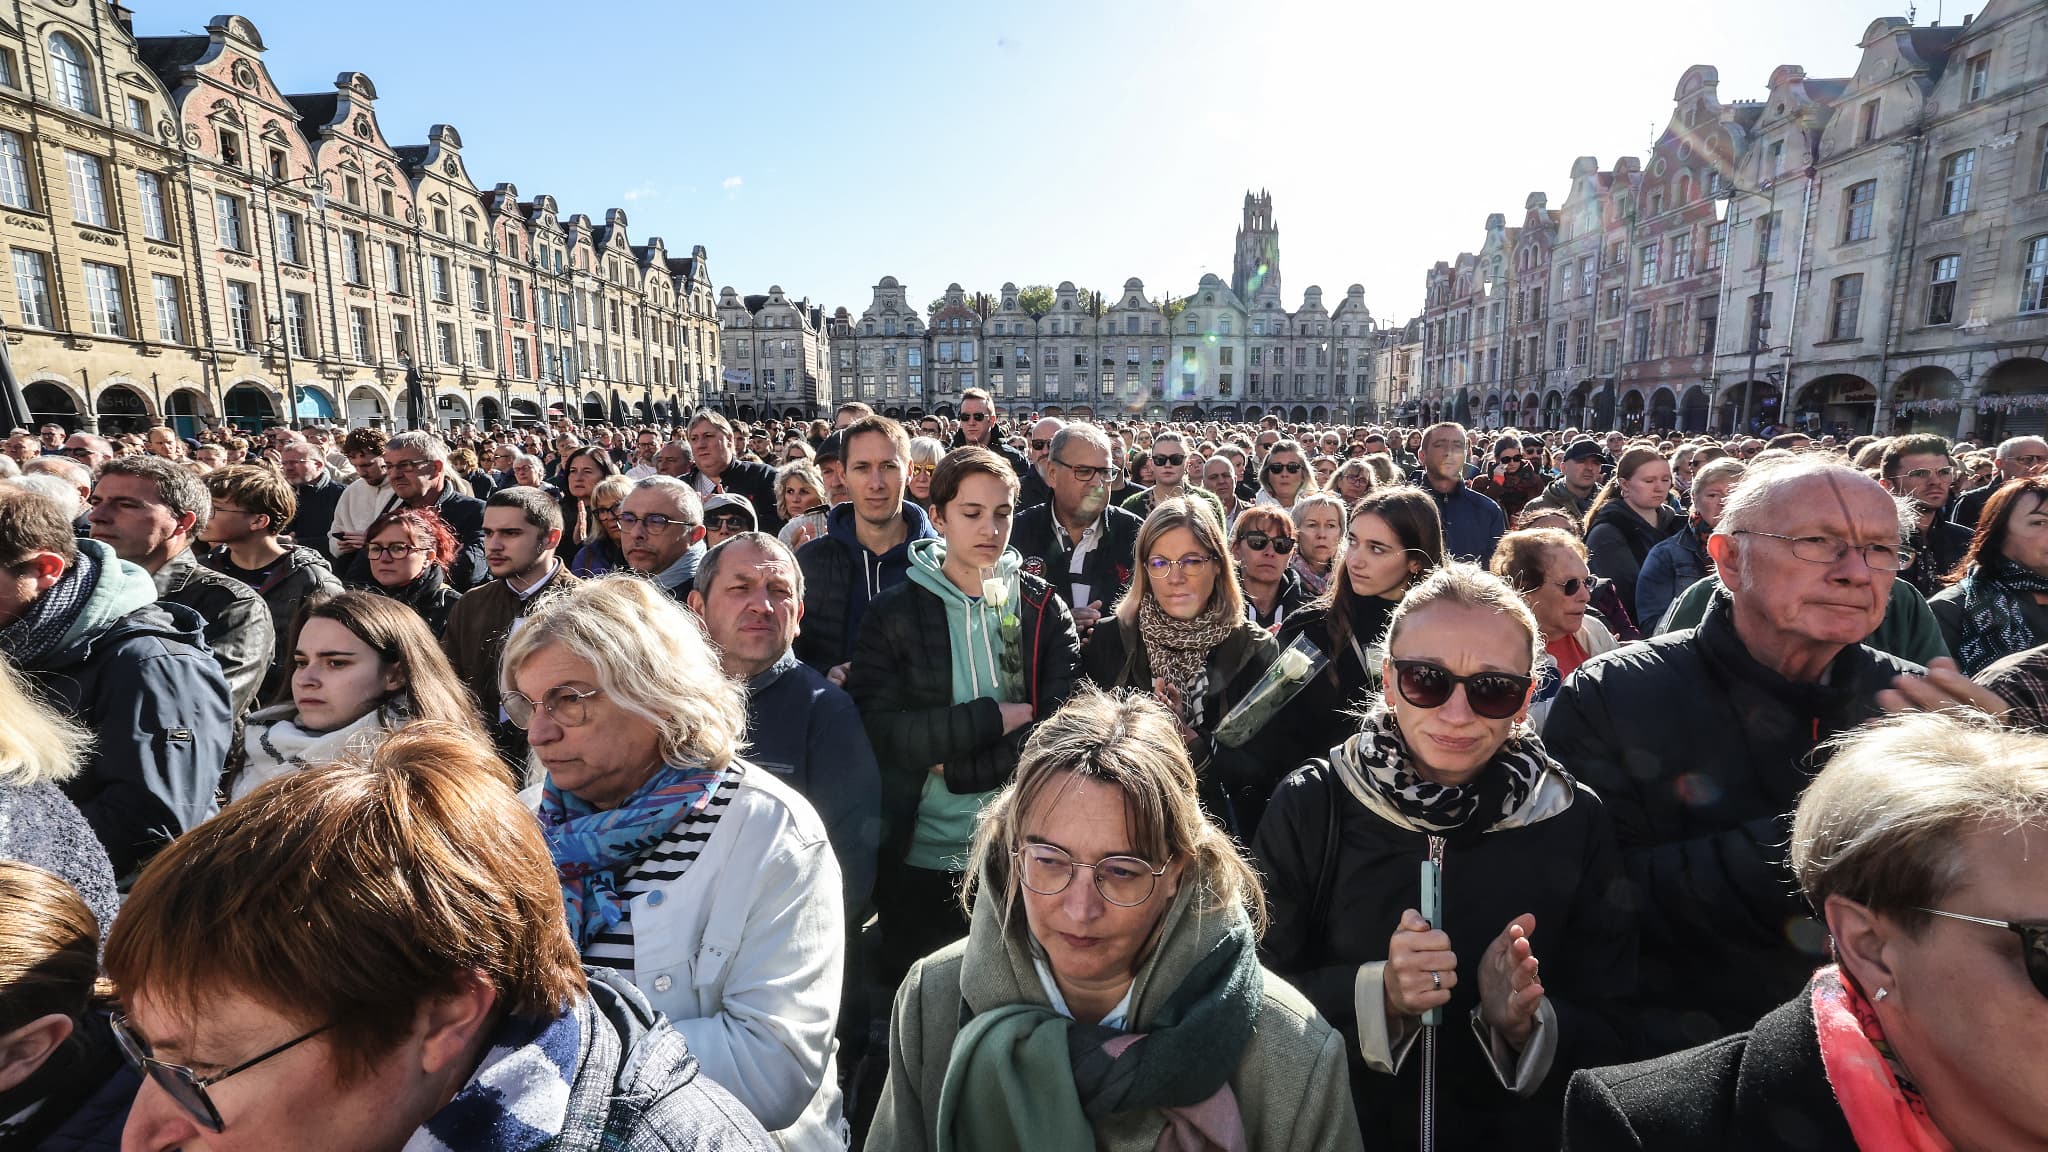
[366,507,457,571]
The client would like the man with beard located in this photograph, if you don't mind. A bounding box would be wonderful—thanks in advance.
[1882,434,1971,601]
[1009,422,1140,640]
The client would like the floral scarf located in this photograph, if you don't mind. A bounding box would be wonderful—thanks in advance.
[1811,965,1952,1152]
[538,761,724,951]
[1138,596,1236,730]
[1329,703,1552,838]
[1289,551,1333,598]
[1954,555,2048,675]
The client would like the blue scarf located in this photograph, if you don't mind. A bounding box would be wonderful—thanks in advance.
[403,1006,581,1152]
[538,762,723,950]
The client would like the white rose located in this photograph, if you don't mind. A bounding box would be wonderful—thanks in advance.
[1276,646,1314,679]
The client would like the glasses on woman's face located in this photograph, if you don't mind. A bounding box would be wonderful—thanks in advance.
[1152,453,1186,468]
[1145,553,1214,578]
[111,1013,328,1133]
[1237,530,1295,555]
[502,683,602,730]
[1014,842,1171,907]
[909,462,937,478]
[1549,575,1602,597]
[594,504,620,521]
[1914,909,2048,998]
[1391,659,1532,720]
[364,541,423,560]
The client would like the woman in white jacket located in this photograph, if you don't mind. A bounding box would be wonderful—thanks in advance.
[502,574,846,1152]
[1491,528,1621,731]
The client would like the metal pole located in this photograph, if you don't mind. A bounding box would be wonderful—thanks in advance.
[1738,181,1776,436]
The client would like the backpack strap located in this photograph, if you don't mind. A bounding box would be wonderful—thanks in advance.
[1304,759,1343,950]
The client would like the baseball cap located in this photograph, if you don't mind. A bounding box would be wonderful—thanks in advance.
[702,493,757,530]
[1562,439,1606,463]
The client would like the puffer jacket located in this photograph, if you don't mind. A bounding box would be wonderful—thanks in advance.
[845,567,1082,866]
[1083,614,1279,840]
[205,544,341,706]
[793,501,937,672]
[9,1014,137,1151]
[1633,524,1710,633]
[1541,592,1920,1053]
[1583,501,1679,622]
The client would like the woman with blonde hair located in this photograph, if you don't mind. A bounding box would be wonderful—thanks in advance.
[0,662,114,937]
[869,688,1364,1152]
[502,574,846,1149]
[1084,497,1279,838]
[906,435,947,512]
[571,472,632,577]
[776,459,830,548]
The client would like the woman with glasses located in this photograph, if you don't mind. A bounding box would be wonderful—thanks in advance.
[867,688,1365,1152]
[1084,498,1279,839]
[1234,506,1310,631]
[570,473,632,577]
[1493,529,1620,731]
[1930,475,2048,673]
[1254,565,1634,1151]
[1635,458,1745,631]
[227,592,483,800]
[105,725,776,1150]
[1255,439,1317,512]
[1330,457,1378,509]
[1565,710,2048,1151]
[1258,488,1446,779]
[362,507,464,636]
[847,447,1082,989]
[502,575,846,1149]
[510,451,560,499]
[906,435,945,512]
[1289,491,1346,598]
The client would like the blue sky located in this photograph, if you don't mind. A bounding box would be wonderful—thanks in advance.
[191,0,1930,326]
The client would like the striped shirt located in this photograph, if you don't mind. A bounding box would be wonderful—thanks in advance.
[581,771,742,976]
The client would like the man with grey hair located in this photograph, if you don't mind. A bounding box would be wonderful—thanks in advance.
[347,428,488,589]
[1952,433,2048,531]
[23,455,93,533]
[1009,422,1141,636]
[619,475,705,602]
[1545,456,2004,1052]
[87,455,272,715]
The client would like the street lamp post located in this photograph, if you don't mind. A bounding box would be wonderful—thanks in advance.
[1715,179,1778,436]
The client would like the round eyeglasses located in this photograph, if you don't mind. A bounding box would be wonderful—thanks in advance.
[1014,843,1172,907]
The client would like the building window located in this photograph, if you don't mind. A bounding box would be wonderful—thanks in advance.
[1573,320,1589,367]
[1630,310,1652,360]
[2022,236,2048,315]
[431,208,447,235]
[1965,53,1990,102]
[473,329,493,371]
[226,282,255,350]
[385,242,406,295]
[430,256,450,303]
[462,219,476,246]
[10,250,51,328]
[1695,297,1718,356]
[266,149,286,181]
[344,175,361,205]
[274,211,302,264]
[392,315,412,362]
[378,187,394,217]
[1927,255,1959,325]
[64,151,106,227]
[126,96,148,134]
[512,337,530,378]
[214,193,246,251]
[46,34,95,116]
[1638,242,1658,287]
[1941,151,1974,217]
[1859,99,1880,144]
[218,129,240,168]
[507,278,525,321]
[1670,232,1693,280]
[1704,222,1727,271]
[1759,211,1783,262]
[283,292,310,356]
[468,267,487,312]
[1554,322,1567,368]
[1842,181,1876,243]
[0,133,31,210]
[2038,127,2048,193]
[350,307,371,361]
[152,274,182,343]
[435,322,456,365]
[341,231,364,284]
[1661,303,1686,357]
[136,171,170,241]
[0,48,16,88]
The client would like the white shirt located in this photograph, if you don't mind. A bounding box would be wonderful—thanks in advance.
[1032,950,1135,1029]
[1053,513,1104,609]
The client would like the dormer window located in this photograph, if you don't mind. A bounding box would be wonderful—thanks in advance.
[219,129,242,168]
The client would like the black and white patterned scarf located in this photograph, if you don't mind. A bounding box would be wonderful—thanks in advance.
[1955,555,2048,675]
[0,548,98,667]
[1329,703,1553,836]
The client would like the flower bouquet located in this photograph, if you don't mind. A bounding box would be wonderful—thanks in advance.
[1213,634,1329,748]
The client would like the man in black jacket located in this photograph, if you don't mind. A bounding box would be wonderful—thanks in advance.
[280,440,344,562]
[794,415,935,678]
[345,430,488,590]
[0,487,231,877]
[1880,434,1970,600]
[1009,422,1139,640]
[949,387,1029,477]
[1543,459,1994,1054]
[683,412,782,535]
[89,455,273,716]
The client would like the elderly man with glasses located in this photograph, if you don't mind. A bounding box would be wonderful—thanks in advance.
[618,475,706,602]
[1544,456,2008,1055]
[1952,434,2048,532]
[343,430,488,591]
[1009,423,1143,639]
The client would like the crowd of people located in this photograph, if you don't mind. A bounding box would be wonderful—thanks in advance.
[2,391,2047,1150]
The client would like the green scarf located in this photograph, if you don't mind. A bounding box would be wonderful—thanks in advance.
[936,919,1263,1152]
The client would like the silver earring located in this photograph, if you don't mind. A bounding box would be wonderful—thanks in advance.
[1873,987,1890,1002]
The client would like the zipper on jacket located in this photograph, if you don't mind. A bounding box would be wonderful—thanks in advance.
[1420,833,1446,1152]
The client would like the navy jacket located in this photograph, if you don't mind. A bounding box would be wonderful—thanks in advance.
[683,459,784,536]
[1416,474,1507,563]
[286,475,344,562]
[792,501,936,672]
[743,650,881,913]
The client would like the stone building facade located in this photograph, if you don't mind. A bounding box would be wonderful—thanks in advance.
[5,4,716,434]
[716,284,829,419]
[1414,0,2048,439]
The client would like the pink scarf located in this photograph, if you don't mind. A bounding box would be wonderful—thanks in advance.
[1811,965,1952,1152]
[1102,1033,1247,1152]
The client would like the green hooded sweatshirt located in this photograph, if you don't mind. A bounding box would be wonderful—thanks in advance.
[904,539,1023,871]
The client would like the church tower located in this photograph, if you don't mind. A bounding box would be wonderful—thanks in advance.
[1232,190,1281,301]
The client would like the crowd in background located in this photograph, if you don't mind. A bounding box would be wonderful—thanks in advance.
[2,390,2047,1151]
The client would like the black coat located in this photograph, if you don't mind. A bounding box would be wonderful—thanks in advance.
[1951,480,2001,531]
[154,546,274,717]
[286,475,344,562]
[1007,503,1142,618]
[1254,760,1636,1151]
[369,565,462,637]
[343,483,490,591]
[684,459,784,536]
[948,430,1031,479]
[1584,501,1680,623]
[1562,986,1856,1151]
[1082,614,1279,839]
[845,571,1082,867]
[1902,519,1970,601]
[1541,593,1919,1053]
[1249,595,1399,775]
[793,502,938,672]
[1243,564,1311,632]
[203,544,342,706]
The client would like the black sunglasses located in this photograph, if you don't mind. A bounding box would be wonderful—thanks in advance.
[1030,438,1052,451]
[1236,530,1295,554]
[1550,575,1604,597]
[1917,908,2048,997]
[1391,659,1532,720]
[705,513,751,531]
[1265,461,1303,475]
[112,1013,328,1132]
[1152,453,1186,467]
